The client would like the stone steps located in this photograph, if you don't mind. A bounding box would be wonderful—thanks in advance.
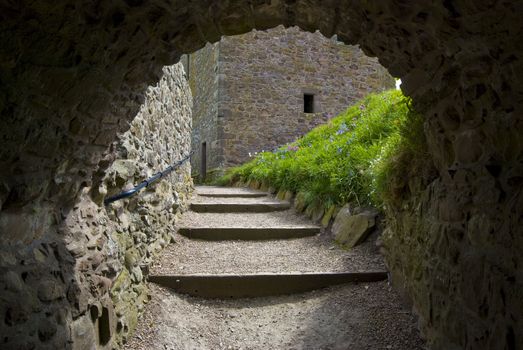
[178,226,320,240]
[190,201,290,213]
[149,272,387,298]
[179,210,316,228]
[197,192,267,198]
[150,186,388,299]
[151,234,385,275]
[195,185,267,198]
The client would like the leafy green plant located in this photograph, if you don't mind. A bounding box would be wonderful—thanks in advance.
[217,89,431,210]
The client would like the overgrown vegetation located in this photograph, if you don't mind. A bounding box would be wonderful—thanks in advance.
[217,89,434,210]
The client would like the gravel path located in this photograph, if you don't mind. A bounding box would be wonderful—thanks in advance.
[127,187,425,349]
[191,196,289,205]
[179,210,318,228]
[151,233,385,275]
[195,186,266,196]
[126,282,425,350]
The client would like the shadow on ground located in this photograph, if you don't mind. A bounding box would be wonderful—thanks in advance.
[127,278,425,350]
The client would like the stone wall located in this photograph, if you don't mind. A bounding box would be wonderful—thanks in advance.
[382,74,523,349]
[190,25,394,177]
[187,43,223,181]
[0,1,522,349]
[0,64,192,349]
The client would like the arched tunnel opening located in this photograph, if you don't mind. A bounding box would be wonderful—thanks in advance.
[0,1,521,349]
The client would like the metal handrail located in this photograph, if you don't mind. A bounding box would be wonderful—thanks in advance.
[104,151,193,205]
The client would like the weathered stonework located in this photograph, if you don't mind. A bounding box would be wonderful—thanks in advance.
[185,43,224,181]
[0,64,192,349]
[96,64,193,347]
[190,26,394,179]
[0,1,522,349]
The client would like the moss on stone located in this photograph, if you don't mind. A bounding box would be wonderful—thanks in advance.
[124,248,140,270]
[294,192,307,213]
[111,269,131,298]
[321,205,336,227]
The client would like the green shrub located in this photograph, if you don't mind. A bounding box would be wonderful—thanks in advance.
[217,89,431,209]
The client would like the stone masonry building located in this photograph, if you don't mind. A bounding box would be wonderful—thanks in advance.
[186,26,395,180]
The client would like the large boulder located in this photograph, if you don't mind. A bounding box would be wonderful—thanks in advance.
[332,205,378,248]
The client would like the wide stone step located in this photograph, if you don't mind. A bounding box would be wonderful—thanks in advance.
[179,211,315,229]
[197,192,267,198]
[195,186,267,198]
[178,226,320,240]
[152,235,386,276]
[191,201,290,213]
[149,272,388,298]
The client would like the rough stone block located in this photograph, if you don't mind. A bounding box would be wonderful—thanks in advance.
[37,278,65,302]
[332,206,377,248]
[3,271,24,292]
[294,192,307,213]
[321,205,336,227]
[71,315,96,350]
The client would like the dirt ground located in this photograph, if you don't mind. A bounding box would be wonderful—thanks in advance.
[126,281,425,350]
[151,234,385,276]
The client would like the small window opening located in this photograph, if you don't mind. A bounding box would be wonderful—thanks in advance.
[304,94,314,113]
[201,142,207,181]
[98,307,111,345]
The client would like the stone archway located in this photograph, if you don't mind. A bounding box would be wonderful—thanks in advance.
[0,1,521,349]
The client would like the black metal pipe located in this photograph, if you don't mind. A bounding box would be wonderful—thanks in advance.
[104,152,192,206]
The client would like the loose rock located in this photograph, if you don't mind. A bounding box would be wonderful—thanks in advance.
[333,206,378,248]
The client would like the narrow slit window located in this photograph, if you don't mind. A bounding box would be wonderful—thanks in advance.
[304,94,314,113]
[201,142,207,180]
